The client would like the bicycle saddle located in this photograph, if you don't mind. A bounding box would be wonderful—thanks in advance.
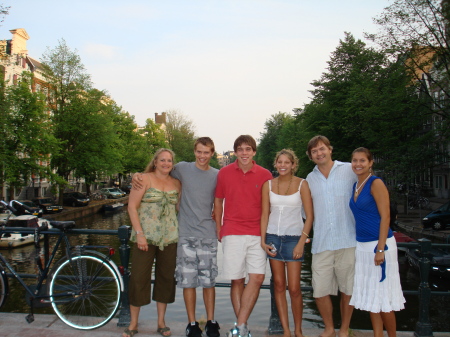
[49,221,75,231]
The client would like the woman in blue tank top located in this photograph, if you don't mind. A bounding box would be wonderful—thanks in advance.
[349,147,405,337]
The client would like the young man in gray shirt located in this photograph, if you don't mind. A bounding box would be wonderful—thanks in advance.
[133,137,220,337]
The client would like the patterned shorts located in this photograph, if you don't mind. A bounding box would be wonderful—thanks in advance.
[175,237,218,288]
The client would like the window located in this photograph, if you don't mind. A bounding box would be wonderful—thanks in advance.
[435,175,443,189]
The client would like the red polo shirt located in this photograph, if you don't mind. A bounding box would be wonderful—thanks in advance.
[215,160,272,238]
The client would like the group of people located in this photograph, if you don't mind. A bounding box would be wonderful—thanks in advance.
[122,134,405,337]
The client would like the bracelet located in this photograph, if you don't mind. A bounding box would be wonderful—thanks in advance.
[136,230,144,235]
[302,231,309,238]
[377,249,384,253]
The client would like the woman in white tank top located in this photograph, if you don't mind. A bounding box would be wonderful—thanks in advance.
[261,149,314,337]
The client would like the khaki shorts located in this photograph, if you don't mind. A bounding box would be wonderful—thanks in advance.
[312,247,355,298]
[222,235,267,280]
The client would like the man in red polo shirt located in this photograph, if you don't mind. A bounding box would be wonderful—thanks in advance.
[214,135,272,337]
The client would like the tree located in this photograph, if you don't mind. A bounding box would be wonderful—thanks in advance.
[257,32,429,182]
[0,72,59,199]
[367,0,450,188]
[256,112,294,172]
[367,0,450,123]
[68,90,124,195]
[0,4,9,25]
[40,39,97,201]
[165,110,197,162]
[114,113,148,178]
[302,34,429,179]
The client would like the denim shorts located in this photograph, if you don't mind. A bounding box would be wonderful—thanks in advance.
[266,233,304,262]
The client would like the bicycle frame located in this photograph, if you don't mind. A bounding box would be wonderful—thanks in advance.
[0,226,121,304]
[0,227,70,300]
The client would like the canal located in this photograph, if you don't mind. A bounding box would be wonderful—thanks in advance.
[1,209,449,333]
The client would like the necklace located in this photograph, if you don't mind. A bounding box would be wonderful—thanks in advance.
[355,173,372,196]
[278,175,293,195]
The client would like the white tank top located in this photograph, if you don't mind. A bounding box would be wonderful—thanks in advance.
[267,179,305,236]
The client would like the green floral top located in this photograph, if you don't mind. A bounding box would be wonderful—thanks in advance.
[130,187,179,250]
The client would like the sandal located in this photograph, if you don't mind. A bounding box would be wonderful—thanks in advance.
[123,327,138,337]
[157,326,172,336]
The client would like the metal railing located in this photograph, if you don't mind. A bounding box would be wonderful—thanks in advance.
[2,227,449,336]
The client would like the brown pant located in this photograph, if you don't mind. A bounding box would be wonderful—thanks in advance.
[128,242,177,306]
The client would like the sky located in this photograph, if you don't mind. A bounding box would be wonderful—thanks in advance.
[1,0,391,153]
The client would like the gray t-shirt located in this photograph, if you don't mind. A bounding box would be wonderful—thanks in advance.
[171,161,219,239]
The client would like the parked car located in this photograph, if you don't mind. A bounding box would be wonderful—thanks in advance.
[63,192,90,207]
[100,188,125,199]
[31,197,63,214]
[121,184,132,194]
[422,201,450,230]
[18,200,43,217]
[112,188,126,197]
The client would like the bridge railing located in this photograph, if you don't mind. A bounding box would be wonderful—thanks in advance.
[2,226,449,336]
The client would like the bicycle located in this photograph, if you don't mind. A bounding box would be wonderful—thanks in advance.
[90,191,106,201]
[0,200,124,330]
[408,195,430,210]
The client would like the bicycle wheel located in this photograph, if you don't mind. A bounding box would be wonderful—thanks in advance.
[0,266,9,308]
[49,254,121,330]
[420,197,430,210]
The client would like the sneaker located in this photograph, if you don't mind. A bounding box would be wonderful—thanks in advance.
[186,321,203,337]
[226,324,239,337]
[205,320,220,337]
[226,327,239,337]
[225,324,251,337]
[236,323,251,337]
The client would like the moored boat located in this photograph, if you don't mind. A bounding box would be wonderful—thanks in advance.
[406,246,450,279]
[0,214,50,248]
[102,202,124,213]
[0,200,51,249]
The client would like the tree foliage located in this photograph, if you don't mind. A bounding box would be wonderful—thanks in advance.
[68,90,124,192]
[0,4,9,25]
[165,110,196,163]
[40,39,125,200]
[0,72,59,199]
[257,32,431,183]
[367,0,450,123]
[256,112,294,172]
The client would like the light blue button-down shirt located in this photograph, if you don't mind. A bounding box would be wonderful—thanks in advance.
[306,160,357,254]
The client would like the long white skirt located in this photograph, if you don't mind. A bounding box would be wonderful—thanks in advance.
[350,236,405,313]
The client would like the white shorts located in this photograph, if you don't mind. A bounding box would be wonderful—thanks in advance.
[222,235,267,280]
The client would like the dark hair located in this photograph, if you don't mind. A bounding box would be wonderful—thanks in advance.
[233,135,257,152]
[351,147,373,162]
[306,135,333,159]
[194,137,215,153]
[144,148,175,173]
[274,149,299,175]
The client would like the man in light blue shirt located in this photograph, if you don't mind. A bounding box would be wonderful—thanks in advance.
[306,135,357,337]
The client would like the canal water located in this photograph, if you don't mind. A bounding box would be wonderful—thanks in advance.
[1,210,449,332]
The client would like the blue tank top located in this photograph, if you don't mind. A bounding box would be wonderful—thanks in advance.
[349,176,393,242]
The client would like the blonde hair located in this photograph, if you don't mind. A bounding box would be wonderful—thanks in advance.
[144,148,176,173]
[273,149,299,175]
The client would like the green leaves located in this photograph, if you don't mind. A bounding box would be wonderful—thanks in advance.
[0,72,59,198]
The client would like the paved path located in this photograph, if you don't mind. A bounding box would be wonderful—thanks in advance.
[0,313,449,337]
